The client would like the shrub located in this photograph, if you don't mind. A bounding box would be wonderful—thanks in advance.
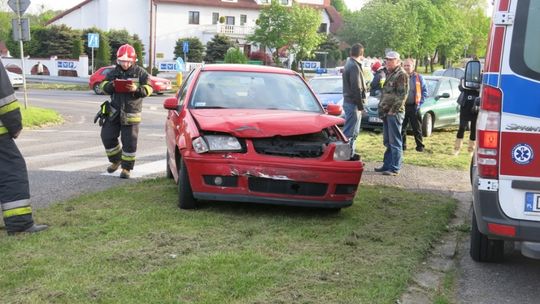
[224,48,248,64]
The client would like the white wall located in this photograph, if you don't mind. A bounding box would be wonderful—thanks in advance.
[2,56,89,77]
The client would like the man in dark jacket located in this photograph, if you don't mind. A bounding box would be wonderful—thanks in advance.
[375,51,409,176]
[342,43,367,157]
[401,58,428,152]
[100,44,153,179]
[0,59,48,235]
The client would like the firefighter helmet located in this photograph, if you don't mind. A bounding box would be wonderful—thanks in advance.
[117,44,137,62]
[371,60,382,73]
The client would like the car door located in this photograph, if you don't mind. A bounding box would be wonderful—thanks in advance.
[448,78,461,125]
[433,78,456,127]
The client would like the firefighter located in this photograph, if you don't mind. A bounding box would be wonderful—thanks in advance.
[99,44,153,179]
[0,59,48,235]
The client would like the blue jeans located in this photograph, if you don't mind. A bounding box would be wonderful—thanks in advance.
[382,113,404,172]
[342,101,361,156]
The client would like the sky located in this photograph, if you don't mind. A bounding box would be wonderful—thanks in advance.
[24,0,491,15]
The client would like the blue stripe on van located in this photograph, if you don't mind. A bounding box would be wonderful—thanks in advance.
[482,73,540,118]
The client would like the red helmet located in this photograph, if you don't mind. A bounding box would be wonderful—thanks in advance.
[117,44,137,62]
[371,60,382,73]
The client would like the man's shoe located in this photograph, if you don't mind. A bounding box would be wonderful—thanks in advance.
[7,224,48,236]
[382,171,399,176]
[120,169,131,179]
[374,167,388,172]
[107,161,121,173]
[416,146,424,152]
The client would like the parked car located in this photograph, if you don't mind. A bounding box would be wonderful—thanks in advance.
[89,66,172,95]
[163,64,364,210]
[307,75,343,114]
[7,71,23,90]
[361,76,461,136]
[432,67,464,79]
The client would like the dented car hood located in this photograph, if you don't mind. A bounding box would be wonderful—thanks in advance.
[190,109,344,138]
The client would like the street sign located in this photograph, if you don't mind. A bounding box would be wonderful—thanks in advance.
[182,41,189,54]
[11,18,30,41]
[176,57,185,72]
[8,0,31,15]
[88,33,99,48]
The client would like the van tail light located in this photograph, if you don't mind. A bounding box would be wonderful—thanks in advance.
[476,85,502,179]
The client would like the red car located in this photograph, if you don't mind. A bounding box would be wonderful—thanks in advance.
[163,64,363,210]
[89,66,172,95]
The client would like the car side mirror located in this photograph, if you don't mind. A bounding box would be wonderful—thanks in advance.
[464,60,481,90]
[326,104,342,116]
[163,97,179,111]
[436,92,450,100]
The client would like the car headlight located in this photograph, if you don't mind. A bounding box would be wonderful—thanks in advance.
[154,81,164,86]
[192,135,242,153]
[333,142,352,160]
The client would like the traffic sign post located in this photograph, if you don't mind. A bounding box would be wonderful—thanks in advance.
[9,0,31,109]
[182,41,189,63]
[88,33,99,74]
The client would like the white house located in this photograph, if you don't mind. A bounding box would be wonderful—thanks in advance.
[47,0,343,67]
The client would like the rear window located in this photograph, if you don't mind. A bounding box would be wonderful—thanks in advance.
[510,0,540,80]
[308,77,342,94]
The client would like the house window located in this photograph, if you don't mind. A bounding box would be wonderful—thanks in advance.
[189,11,200,24]
[240,15,247,26]
[212,12,219,24]
[226,16,235,25]
[318,23,328,33]
[280,0,289,4]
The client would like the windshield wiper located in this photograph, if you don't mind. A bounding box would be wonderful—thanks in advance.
[193,106,227,109]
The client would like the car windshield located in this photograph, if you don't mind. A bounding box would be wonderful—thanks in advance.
[309,77,342,94]
[190,71,322,112]
[425,79,438,97]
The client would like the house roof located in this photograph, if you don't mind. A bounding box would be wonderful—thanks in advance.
[324,5,343,34]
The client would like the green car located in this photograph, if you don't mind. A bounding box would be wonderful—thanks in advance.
[361,76,461,137]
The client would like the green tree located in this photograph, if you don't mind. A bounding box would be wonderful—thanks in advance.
[205,34,234,63]
[25,25,80,59]
[107,29,134,63]
[287,4,324,76]
[331,0,349,13]
[95,33,111,69]
[71,35,83,59]
[317,34,342,68]
[224,48,248,64]
[248,0,291,64]
[174,37,204,62]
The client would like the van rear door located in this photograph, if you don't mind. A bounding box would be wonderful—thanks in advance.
[497,0,540,221]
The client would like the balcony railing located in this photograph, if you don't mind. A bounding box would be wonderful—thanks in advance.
[203,24,255,36]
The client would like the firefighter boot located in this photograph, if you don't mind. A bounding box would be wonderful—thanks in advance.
[7,224,48,236]
[120,169,131,179]
[107,161,121,173]
[453,138,463,156]
[468,140,476,153]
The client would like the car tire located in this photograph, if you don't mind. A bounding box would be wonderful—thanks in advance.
[470,211,505,262]
[156,92,164,95]
[166,150,174,179]
[93,83,103,95]
[422,113,433,137]
[178,160,197,210]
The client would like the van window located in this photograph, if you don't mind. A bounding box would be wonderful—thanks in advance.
[510,0,540,80]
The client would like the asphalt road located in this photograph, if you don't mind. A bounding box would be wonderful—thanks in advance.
[14,89,173,208]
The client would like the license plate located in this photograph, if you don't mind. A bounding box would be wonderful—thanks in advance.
[368,116,383,123]
[525,192,540,213]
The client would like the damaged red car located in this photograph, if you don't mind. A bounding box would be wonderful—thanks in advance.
[163,64,363,210]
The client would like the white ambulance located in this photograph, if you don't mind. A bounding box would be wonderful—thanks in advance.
[466,0,540,262]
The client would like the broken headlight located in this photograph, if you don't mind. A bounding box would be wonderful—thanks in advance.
[192,135,242,153]
[333,142,352,160]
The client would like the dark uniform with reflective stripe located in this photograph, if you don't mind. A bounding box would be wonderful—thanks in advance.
[0,59,36,233]
[100,64,152,170]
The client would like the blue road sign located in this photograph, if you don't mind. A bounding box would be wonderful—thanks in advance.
[88,33,99,48]
[183,41,189,54]
[176,57,185,71]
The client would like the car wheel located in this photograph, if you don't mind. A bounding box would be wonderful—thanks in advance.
[93,83,103,95]
[166,150,173,179]
[156,92,164,95]
[178,160,197,209]
[422,113,433,137]
[470,211,504,262]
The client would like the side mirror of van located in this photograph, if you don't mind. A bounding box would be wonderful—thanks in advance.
[464,60,482,90]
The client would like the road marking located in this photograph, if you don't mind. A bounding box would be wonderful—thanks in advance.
[26,146,103,163]
[19,140,85,153]
[101,159,166,178]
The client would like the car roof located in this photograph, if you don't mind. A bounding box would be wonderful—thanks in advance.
[200,64,296,75]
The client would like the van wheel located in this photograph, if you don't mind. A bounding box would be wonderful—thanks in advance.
[178,160,197,209]
[470,211,504,262]
[93,83,103,95]
[469,155,474,185]
[166,151,173,179]
[422,113,433,137]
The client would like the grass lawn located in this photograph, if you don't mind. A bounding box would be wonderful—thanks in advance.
[20,106,63,128]
[357,128,472,171]
[25,83,89,91]
[0,179,456,304]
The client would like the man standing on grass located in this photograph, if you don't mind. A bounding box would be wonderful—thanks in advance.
[375,51,409,176]
[0,59,48,236]
[342,43,367,157]
[401,58,428,152]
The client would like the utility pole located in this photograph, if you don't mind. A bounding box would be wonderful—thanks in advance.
[8,0,31,109]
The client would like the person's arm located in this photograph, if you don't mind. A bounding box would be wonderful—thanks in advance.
[350,65,364,110]
[390,71,409,114]
[0,62,22,138]
[419,74,428,106]
[101,68,116,95]
[135,69,153,98]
